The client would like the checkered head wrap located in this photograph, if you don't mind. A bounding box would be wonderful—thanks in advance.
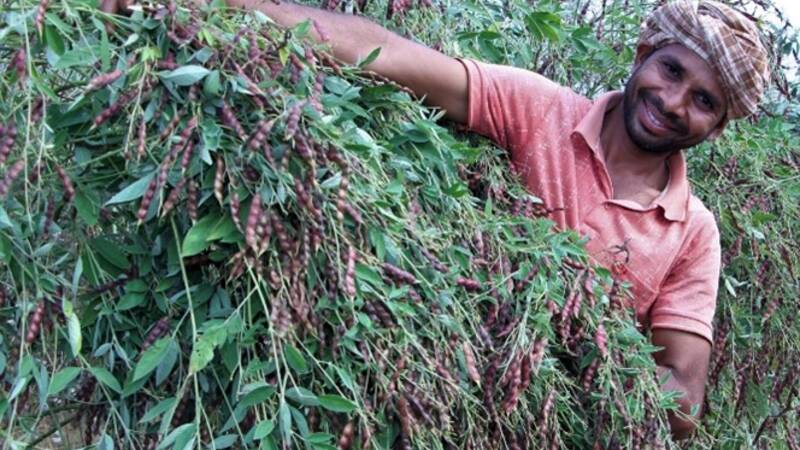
[638,0,770,119]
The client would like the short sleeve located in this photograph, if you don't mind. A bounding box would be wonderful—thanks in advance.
[650,213,721,343]
[457,58,562,157]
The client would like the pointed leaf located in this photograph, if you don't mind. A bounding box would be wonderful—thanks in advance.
[48,367,81,396]
[318,395,357,413]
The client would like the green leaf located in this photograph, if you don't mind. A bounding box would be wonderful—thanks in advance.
[126,279,149,293]
[279,401,292,441]
[182,215,218,256]
[159,65,210,86]
[355,264,382,287]
[106,173,155,205]
[91,237,130,270]
[206,216,237,241]
[203,69,221,96]
[116,293,145,311]
[284,345,309,374]
[239,383,275,408]
[44,24,65,56]
[358,47,381,68]
[133,338,171,381]
[254,420,275,440]
[48,367,81,396]
[75,190,99,225]
[318,394,357,413]
[156,339,179,385]
[157,423,195,450]
[285,387,319,406]
[54,47,98,69]
[211,435,238,449]
[189,327,226,374]
[97,433,114,450]
[89,367,122,393]
[62,299,82,355]
[140,397,176,423]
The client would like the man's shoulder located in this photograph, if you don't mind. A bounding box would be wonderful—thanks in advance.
[686,194,720,241]
[465,59,591,109]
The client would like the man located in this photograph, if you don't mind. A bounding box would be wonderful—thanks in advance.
[105,0,769,438]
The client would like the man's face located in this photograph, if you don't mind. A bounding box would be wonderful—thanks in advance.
[622,44,728,154]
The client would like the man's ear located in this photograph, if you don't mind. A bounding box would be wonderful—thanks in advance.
[634,44,655,69]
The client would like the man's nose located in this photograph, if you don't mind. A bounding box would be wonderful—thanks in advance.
[660,85,689,118]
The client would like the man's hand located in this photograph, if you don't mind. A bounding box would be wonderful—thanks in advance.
[651,328,712,439]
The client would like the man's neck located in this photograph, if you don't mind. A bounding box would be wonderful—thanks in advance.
[599,100,672,199]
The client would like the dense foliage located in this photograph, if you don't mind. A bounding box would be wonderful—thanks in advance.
[0,0,797,449]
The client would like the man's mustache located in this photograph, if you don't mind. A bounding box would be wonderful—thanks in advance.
[642,91,689,135]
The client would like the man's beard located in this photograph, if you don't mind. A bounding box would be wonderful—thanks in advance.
[622,74,700,155]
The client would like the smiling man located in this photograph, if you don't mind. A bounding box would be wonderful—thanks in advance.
[447,3,767,436]
[103,0,769,439]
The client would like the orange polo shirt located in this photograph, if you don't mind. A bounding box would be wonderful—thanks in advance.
[460,59,720,343]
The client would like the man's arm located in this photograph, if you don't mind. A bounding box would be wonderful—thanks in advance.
[230,0,469,123]
[651,328,711,439]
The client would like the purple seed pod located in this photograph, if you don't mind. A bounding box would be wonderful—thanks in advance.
[13,49,27,83]
[0,160,26,198]
[321,0,341,11]
[214,157,225,205]
[344,245,357,297]
[247,119,274,153]
[160,177,186,217]
[420,247,447,273]
[30,97,44,124]
[158,114,181,142]
[256,209,272,255]
[245,193,262,252]
[230,190,242,231]
[142,317,171,352]
[25,300,46,344]
[179,139,195,173]
[284,101,305,139]
[311,71,325,113]
[187,180,198,222]
[55,164,75,203]
[271,214,292,254]
[456,277,482,292]
[93,89,138,128]
[85,69,123,92]
[136,177,159,224]
[35,0,49,34]
[41,195,56,239]
[136,120,147,160]
[0,123,17,166]
[220,103,247,140]
[382,263,418,285]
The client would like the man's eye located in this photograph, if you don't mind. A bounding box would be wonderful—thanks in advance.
[663,62,680,77]
[696,94,713,110]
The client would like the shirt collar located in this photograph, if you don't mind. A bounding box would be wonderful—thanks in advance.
[571,91,690,222]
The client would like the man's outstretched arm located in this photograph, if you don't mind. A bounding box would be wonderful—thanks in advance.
[651,328,712,439]
[229,0,469,123]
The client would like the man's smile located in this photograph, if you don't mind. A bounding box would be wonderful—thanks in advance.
[638,95,677,137]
